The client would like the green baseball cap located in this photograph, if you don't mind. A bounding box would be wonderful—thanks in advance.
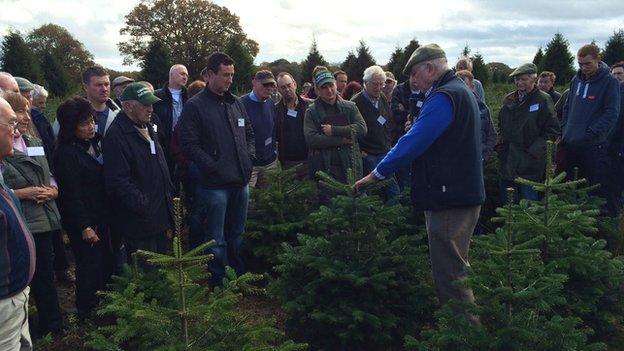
[314,70,335,87]
[402,44,447,76]
[509,63,538,77]
[14,77,34,93]
[120,82,161,105]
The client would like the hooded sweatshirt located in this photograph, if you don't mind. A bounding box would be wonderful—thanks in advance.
[562,62,620,148]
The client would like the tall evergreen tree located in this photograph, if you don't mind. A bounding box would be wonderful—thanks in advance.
[140,39,172,89]
[41,51,70,97]
[386,46,404,83]
[533,46,545,71]
[301,38,328,85]
[461,44,471,57]
[602,29,624,66]
[340,50,359,84]
[0,31,43,83]
[471,52,490,87]
[351,40,377,83]
[224,38,255,94]
[542,32,575,85]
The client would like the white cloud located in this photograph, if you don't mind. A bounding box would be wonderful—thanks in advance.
[0,0,623,72]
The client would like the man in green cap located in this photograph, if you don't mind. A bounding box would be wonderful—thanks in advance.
[304,65,367,187]
[497,63,559,202]
[355,44,484,315]
[102,82,175,258]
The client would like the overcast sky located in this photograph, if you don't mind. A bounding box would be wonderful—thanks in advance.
[1,0,623,72]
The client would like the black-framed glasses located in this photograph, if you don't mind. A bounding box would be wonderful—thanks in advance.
[262,82,276,88]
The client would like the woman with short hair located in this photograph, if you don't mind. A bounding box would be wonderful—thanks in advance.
[53,96,115,319]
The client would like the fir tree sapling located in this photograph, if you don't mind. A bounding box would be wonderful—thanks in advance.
[244,164,317,274]
[89,198,306,351]
[410,188,604,351]
[271,130,435,350]
[511,142,624,342]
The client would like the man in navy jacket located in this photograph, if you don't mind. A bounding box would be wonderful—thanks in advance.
[562,44,621,216]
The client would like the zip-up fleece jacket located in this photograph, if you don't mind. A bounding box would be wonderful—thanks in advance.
[562,62,621,148]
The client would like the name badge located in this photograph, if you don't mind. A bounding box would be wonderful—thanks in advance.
[27,146,45,157]
[265,137,272,146]
[416,100,423,108]
[377,116,387,125]
[153,124,158,133]
[238,118,245,127]
[287,109,298,118]
[529,104,539,112]
[149,140,156,155]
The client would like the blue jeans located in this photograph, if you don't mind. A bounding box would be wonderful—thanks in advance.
[499,179,539,203]
[362,153,400,200]
[190,185,249,287]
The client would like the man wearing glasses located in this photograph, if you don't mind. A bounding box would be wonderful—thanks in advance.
[241,70,278,188]
[0,95,35,351]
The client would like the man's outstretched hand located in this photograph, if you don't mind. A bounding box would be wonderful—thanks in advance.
[353,173,378,193]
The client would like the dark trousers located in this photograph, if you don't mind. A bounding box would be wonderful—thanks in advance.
[51,230,69,272]
[190,185,249,287]
[124,233,168,261]
[565,143,618,216]
[67,229,115,315]
[31,230,64,335]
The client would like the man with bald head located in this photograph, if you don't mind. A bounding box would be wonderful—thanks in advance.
[275,72,309,178]
[0,72,19,94]
[0,96,35,350]
[154,64,189,178]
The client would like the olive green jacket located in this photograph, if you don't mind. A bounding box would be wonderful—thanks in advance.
[304,99,367,181]
[2,136,61,234]
[497,87,560,182]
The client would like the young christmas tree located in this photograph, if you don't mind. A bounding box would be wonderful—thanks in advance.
[409,188,605,351]
[244,164,317,274]
[89,198,306,351]
[270,130,435,350]
[508,142,624,343]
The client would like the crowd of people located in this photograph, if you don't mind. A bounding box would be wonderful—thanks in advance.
[0,41,622,349]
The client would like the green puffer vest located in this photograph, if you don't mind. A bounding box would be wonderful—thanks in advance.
[2,136,61,234]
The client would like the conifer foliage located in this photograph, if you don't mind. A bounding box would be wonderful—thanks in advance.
[89,198,305,351]
[271,131,435,350]
[409,142,621,350]
[244,165,317,273]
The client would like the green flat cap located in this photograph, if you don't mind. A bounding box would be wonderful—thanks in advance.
[402,44,446,76]
[509,63,537,77]
[14,77,34,92]
[120,82,161,105]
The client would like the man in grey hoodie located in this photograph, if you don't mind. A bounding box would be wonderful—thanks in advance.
[562,43,621,216]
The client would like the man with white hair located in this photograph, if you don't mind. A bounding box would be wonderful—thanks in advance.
[154,64,189,177]
[30,84,56,166]
[355,44,484,314]
[0,95,35,351]
[103,83,174,258]
[0,72,19,94]
[351,65,400,201]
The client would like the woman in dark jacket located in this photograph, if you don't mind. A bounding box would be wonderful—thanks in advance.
[2,92,65,335]
[53,97,115,319]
